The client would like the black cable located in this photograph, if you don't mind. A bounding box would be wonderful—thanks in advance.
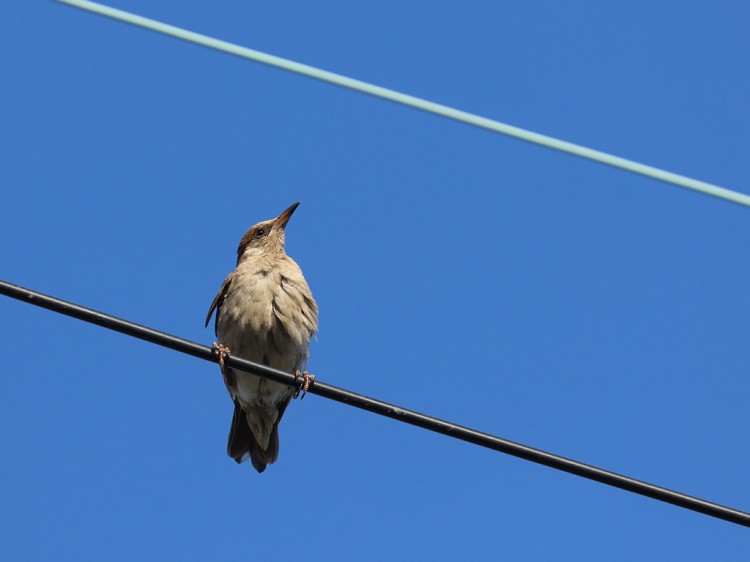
[2,278,748,528]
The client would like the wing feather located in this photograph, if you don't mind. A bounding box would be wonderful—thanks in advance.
[205,272,234,334]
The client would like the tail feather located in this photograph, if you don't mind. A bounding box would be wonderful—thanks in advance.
[246,407,278,451]
[249,423,279,473]
[227,401,286,473]
[227,401,253,464]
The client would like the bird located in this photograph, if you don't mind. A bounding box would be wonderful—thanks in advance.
[205,201,318,473]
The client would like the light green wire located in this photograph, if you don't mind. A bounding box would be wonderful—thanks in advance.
[55,0,750,208]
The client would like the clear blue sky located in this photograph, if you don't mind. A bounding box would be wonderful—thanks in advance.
[2,1,749,560]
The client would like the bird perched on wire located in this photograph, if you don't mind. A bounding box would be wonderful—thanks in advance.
[205,202,318,473]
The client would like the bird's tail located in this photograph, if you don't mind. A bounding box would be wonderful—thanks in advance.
[227,401,283,473]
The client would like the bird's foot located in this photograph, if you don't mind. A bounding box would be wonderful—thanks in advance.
[212,342,231,372]
[293,370,316,399]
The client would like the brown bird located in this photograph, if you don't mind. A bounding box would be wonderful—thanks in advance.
[205,202,318,473]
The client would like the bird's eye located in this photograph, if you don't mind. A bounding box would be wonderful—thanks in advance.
[255,228,266,237]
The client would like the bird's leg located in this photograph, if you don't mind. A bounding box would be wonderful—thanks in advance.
[212,342,231,372]
[293,370,316,399]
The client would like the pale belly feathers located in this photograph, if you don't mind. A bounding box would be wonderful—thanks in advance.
[216,256,316,410]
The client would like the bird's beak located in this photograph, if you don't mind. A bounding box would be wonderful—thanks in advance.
[274,201,300,229]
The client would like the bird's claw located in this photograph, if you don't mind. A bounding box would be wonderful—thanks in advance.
[212,342,231,372]
[293,370,315,399]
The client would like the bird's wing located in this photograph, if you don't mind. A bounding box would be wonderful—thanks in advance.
[205,271,234,333]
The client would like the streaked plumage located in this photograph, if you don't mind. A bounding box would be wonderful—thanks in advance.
[206,202,318,473]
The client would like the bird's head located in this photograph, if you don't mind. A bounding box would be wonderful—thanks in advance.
[236,202,300,262]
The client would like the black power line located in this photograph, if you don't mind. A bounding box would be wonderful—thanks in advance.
[2,278,748,528]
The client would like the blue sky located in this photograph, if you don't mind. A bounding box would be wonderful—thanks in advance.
[2,1,749,560]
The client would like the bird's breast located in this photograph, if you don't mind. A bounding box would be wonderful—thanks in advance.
[217,258,317,375]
